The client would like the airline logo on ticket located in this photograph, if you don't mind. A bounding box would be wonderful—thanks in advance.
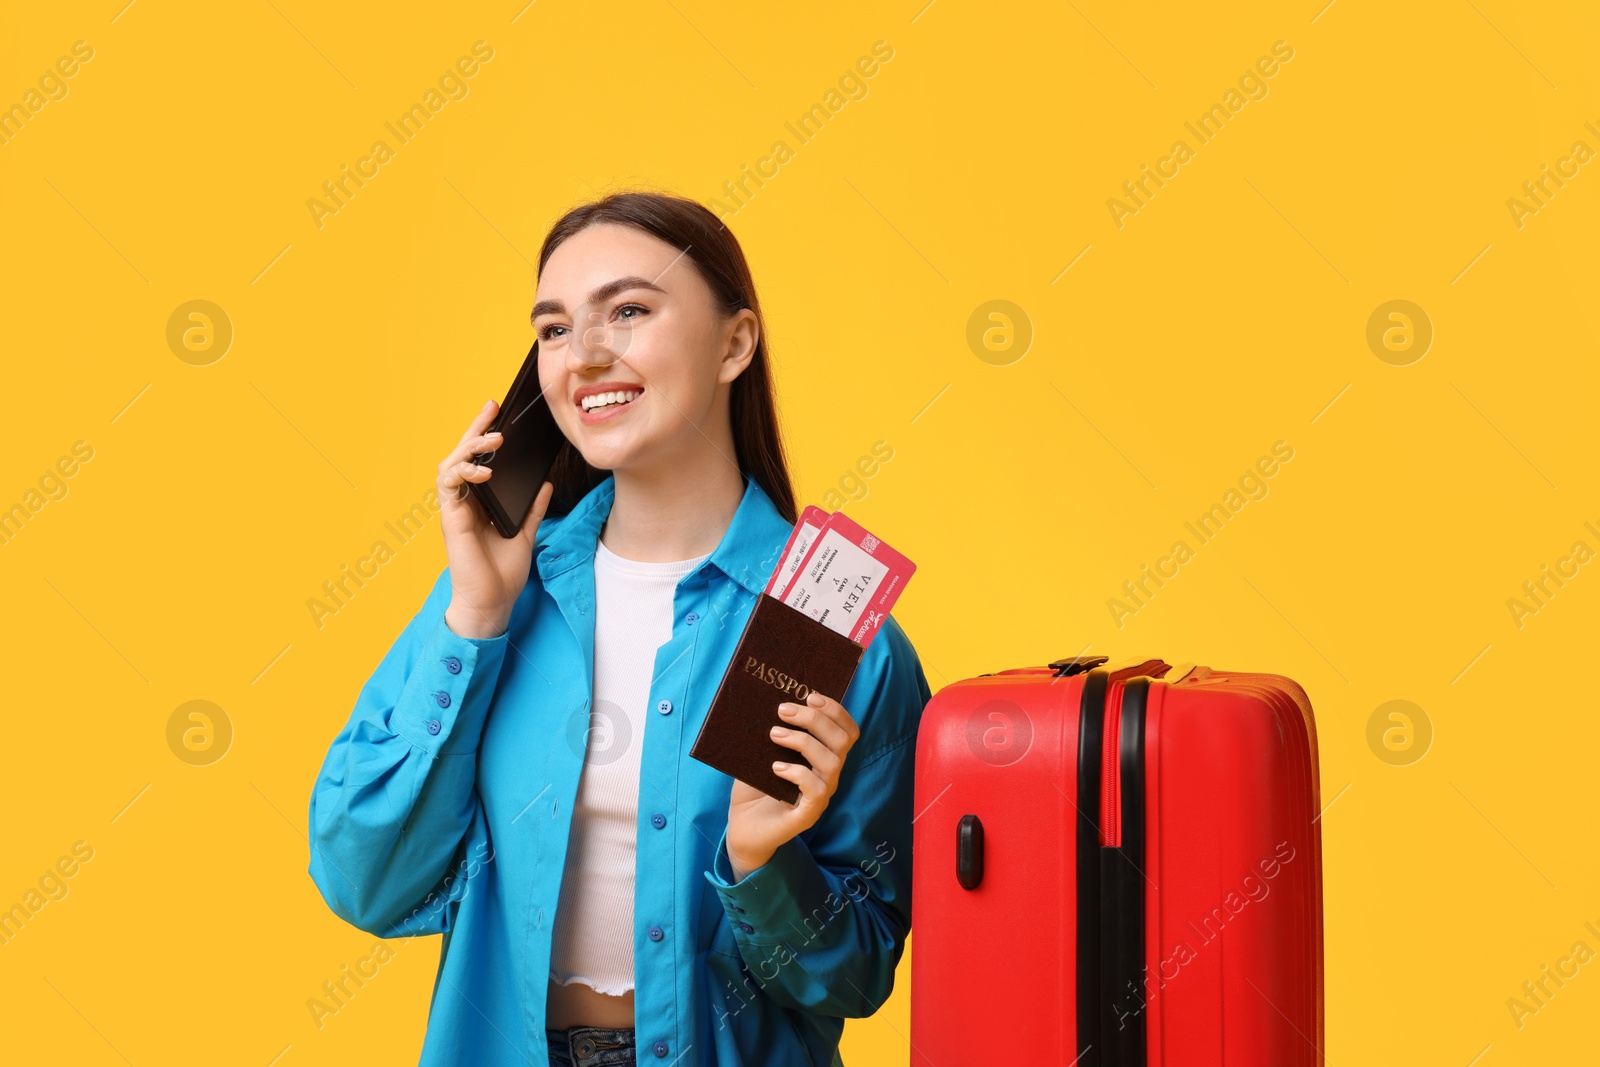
[778,510,915,647]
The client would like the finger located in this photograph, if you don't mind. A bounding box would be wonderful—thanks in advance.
[770,724,841,780]
[466,430,504,457]
[519,480,556,546]
[456,399,500,450]
[812,692,862,746]
[441,429,505,476]
[777,696,853,753]
[439,458,492,495]
[772,759,829,805]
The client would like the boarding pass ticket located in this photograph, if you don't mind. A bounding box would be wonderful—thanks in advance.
[764,507,916,648]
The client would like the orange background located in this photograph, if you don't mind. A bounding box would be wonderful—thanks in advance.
[2,1,1597,1063]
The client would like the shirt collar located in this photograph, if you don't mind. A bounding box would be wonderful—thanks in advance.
[535,471,793,596]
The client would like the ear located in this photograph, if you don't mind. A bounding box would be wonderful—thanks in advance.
[716,308,760,385]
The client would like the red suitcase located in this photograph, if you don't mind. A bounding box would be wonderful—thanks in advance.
[910,655,1323,1067]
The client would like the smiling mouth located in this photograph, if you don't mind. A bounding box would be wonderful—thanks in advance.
[579,387,644,413]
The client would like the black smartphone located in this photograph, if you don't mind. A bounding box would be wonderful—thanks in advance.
[468,340,567,538]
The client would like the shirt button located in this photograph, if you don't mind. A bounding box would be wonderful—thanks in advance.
[425,719,441,735]
[433,691,451,709]
[651,813,666,829]
[686,611,699,625]
[443,656,462,674]
[656,699,672,715]
[647,925,664,941]
[653,1041,669,1057]
[738,921,754,934]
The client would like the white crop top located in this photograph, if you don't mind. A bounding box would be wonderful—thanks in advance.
[547,537,709,996]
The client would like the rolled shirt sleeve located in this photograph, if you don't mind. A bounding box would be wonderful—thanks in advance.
[701,614,932,1018]
[391,610,508,757]
[308,568,509,939]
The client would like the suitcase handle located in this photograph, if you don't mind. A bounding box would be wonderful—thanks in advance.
[955,814,984,889]
[1048,655,1109,677]
[1050,655,1178,679]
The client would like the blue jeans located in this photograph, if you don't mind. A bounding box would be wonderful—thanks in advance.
[546,1025,636,1067]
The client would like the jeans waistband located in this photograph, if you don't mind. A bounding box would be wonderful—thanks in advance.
[547,1024,636,1066]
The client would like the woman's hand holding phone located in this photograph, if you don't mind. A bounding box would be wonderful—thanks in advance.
[438,399,554,639]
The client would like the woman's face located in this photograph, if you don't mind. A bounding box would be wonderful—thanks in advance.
[532,222,756,475]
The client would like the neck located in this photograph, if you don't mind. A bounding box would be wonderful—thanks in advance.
[601,453,746,563]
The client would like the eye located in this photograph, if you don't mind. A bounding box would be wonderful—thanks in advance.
[616,303,650,321]
[537,323,568,342]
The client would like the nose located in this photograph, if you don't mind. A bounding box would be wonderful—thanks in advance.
[566,307,622,369]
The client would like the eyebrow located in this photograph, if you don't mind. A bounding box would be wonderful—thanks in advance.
[531,276,668,321]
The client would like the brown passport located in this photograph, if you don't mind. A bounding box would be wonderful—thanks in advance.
[690,593,867,804]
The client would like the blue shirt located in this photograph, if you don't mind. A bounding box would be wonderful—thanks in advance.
[307,471,933,1066]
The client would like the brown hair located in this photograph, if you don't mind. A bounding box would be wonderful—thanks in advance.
[533,190,797,525]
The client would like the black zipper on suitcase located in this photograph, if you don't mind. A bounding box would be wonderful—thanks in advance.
[1075,669,1109,1067]
[1102,676,1149,1067]
[1077,670,1151,1067]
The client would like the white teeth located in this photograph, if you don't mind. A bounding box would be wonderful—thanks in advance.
[581,389,641,411]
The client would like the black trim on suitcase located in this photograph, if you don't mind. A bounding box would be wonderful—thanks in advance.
[1077,670,1152,1067]
[1075,669,1110,1067]
[1100,677,1149,1067]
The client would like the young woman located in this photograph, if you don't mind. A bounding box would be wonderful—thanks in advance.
[307,191,932,1067]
